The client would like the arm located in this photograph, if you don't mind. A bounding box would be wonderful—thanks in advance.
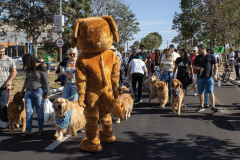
[189,65,194,75]
[173,64,178,76]
[20,83,27,97]
[6,68,17,88]
[111,54,120,99]
[213,63,218,81]
[75,57,87,107]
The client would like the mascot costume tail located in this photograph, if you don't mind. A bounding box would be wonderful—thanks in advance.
[71,16,124,152]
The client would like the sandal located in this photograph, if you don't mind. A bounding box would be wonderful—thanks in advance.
[22,131,32,138]
[37,130,44,136]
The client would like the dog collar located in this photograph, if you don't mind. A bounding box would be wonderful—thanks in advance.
[55,108,71,129]
[172,88,181,99]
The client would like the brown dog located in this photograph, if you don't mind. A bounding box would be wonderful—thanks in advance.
[53,98,86,141]
[145,76,158,103]
[116,94,133,123]
[118,86,129,95]
[155,81,169,108]
[7,91,26,134]
[170,79,185,115]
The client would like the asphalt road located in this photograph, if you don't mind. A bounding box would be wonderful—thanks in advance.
[1,78,240,160]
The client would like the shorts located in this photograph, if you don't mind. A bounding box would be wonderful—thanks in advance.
[193,74,197,84]
[197,77,214,94]
[47,63,51,70]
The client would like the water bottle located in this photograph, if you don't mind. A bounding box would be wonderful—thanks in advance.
[218,79,221,87]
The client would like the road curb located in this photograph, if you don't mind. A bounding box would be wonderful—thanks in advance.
[219,73,240,86]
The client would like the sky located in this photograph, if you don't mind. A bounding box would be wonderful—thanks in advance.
[126,0,182,50]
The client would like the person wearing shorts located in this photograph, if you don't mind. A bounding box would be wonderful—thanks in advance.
[189,47,198,96]
[46,52,53,75]
[193,44,218,113]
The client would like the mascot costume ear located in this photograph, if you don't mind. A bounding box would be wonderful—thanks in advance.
[71,16,119,48]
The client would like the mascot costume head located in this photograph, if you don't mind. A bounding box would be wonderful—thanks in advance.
[72,16,124,152]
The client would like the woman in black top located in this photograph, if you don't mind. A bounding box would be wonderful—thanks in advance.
[173,48,194,107]
[154,50,161,79]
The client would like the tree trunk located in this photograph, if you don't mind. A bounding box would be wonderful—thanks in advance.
[33,44,38,58]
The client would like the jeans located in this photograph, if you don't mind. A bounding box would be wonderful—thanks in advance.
[0,89,9,122]
[25,88,44,132]
[204,85,209,105]
[155,67,160,80]
[62,83,78,101]
[132,73,144,100]
[124,67,128,78]
[160,70,173,100]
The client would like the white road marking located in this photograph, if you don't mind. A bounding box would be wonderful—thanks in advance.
[215,97,240,131]
[44,137,68,150]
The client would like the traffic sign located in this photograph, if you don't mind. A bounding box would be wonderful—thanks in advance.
[29,39,33,44]
[56,38,65,48]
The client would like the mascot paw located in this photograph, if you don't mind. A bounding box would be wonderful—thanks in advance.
[99,129,116,143]
[79,138,103,152]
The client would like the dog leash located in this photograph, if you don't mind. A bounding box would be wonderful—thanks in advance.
[187,68,203,91]
[68,92,78,100]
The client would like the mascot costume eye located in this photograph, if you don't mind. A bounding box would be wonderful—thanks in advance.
[71,16,124,152]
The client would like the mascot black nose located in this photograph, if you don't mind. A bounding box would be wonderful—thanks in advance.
[58,105,62,109]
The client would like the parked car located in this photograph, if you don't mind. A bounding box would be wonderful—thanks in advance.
[12,56,22,62]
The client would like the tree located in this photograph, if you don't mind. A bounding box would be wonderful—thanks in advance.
[0,0,60,57]
[129,40,140,50]
[141,32,163,51]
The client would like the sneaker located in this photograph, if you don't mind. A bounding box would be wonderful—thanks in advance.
[134,99,140,104]
[183,105,187,108]
[140,99,142,102]
[197,107,205,112]
[0,121,9,129]
[194,92,197,96]
[125,77,128,80]
[211,107,218,113]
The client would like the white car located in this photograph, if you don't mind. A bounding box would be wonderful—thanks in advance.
[12,56,22,64]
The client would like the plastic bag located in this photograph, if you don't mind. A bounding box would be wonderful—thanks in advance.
[43,98,54,122]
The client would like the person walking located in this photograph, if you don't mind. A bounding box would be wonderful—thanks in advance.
[127,49,138,91]
[151,50,156,76]
[189,47,198,96]
[62,48,79,101]
[234,50,240,81]
[128,56,147,104]
[136,45,148,63]
[154,49,161,80]
[46,52,53,76]
[193,44,218,113]
[20,54,50,137]
[146,52,152,75]
[0,45,17,129]
[173,48,194,108]
[229,49,235,72]
[122,53,129,79]
[159,49,175,103]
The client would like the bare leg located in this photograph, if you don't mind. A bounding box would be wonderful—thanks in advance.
[209,93,215,107]
[199,93,204,107]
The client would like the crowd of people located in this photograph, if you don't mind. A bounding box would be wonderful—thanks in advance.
[0,42,238,136]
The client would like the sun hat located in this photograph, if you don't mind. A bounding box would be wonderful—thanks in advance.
[109,45,115,50]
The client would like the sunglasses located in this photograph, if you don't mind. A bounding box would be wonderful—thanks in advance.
[69,53,77,56]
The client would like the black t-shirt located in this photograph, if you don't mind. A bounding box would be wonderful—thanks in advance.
[136,52,148,62]
[175,57,192,77]
[128,54,138,64]
[193,54,216,78]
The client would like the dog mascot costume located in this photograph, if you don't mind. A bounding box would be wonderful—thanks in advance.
[71,16,124,152]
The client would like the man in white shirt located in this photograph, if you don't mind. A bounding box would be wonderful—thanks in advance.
[128,56,147,104]
[229,49,235,72]
[169,44,180,78]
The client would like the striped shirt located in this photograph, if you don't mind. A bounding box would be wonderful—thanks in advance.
[0,56,16,88]
[161,56,174,71]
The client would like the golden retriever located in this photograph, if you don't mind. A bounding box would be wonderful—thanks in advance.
[7,91,26,134]
[155,81,168,108]
[170,79,185,115]
[115,94,133,123]
[53,98,86,141]
[118,86,129,95]
[145,76,158,103]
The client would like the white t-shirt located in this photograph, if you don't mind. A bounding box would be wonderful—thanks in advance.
[129,59,147,75]
[172,51,180,62]
[0,56,16,88]
[214,53,219,60]
[229,52,235,61]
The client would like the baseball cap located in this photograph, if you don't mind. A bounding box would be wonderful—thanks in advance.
[192,47,198,51]
[137,56,143,60]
